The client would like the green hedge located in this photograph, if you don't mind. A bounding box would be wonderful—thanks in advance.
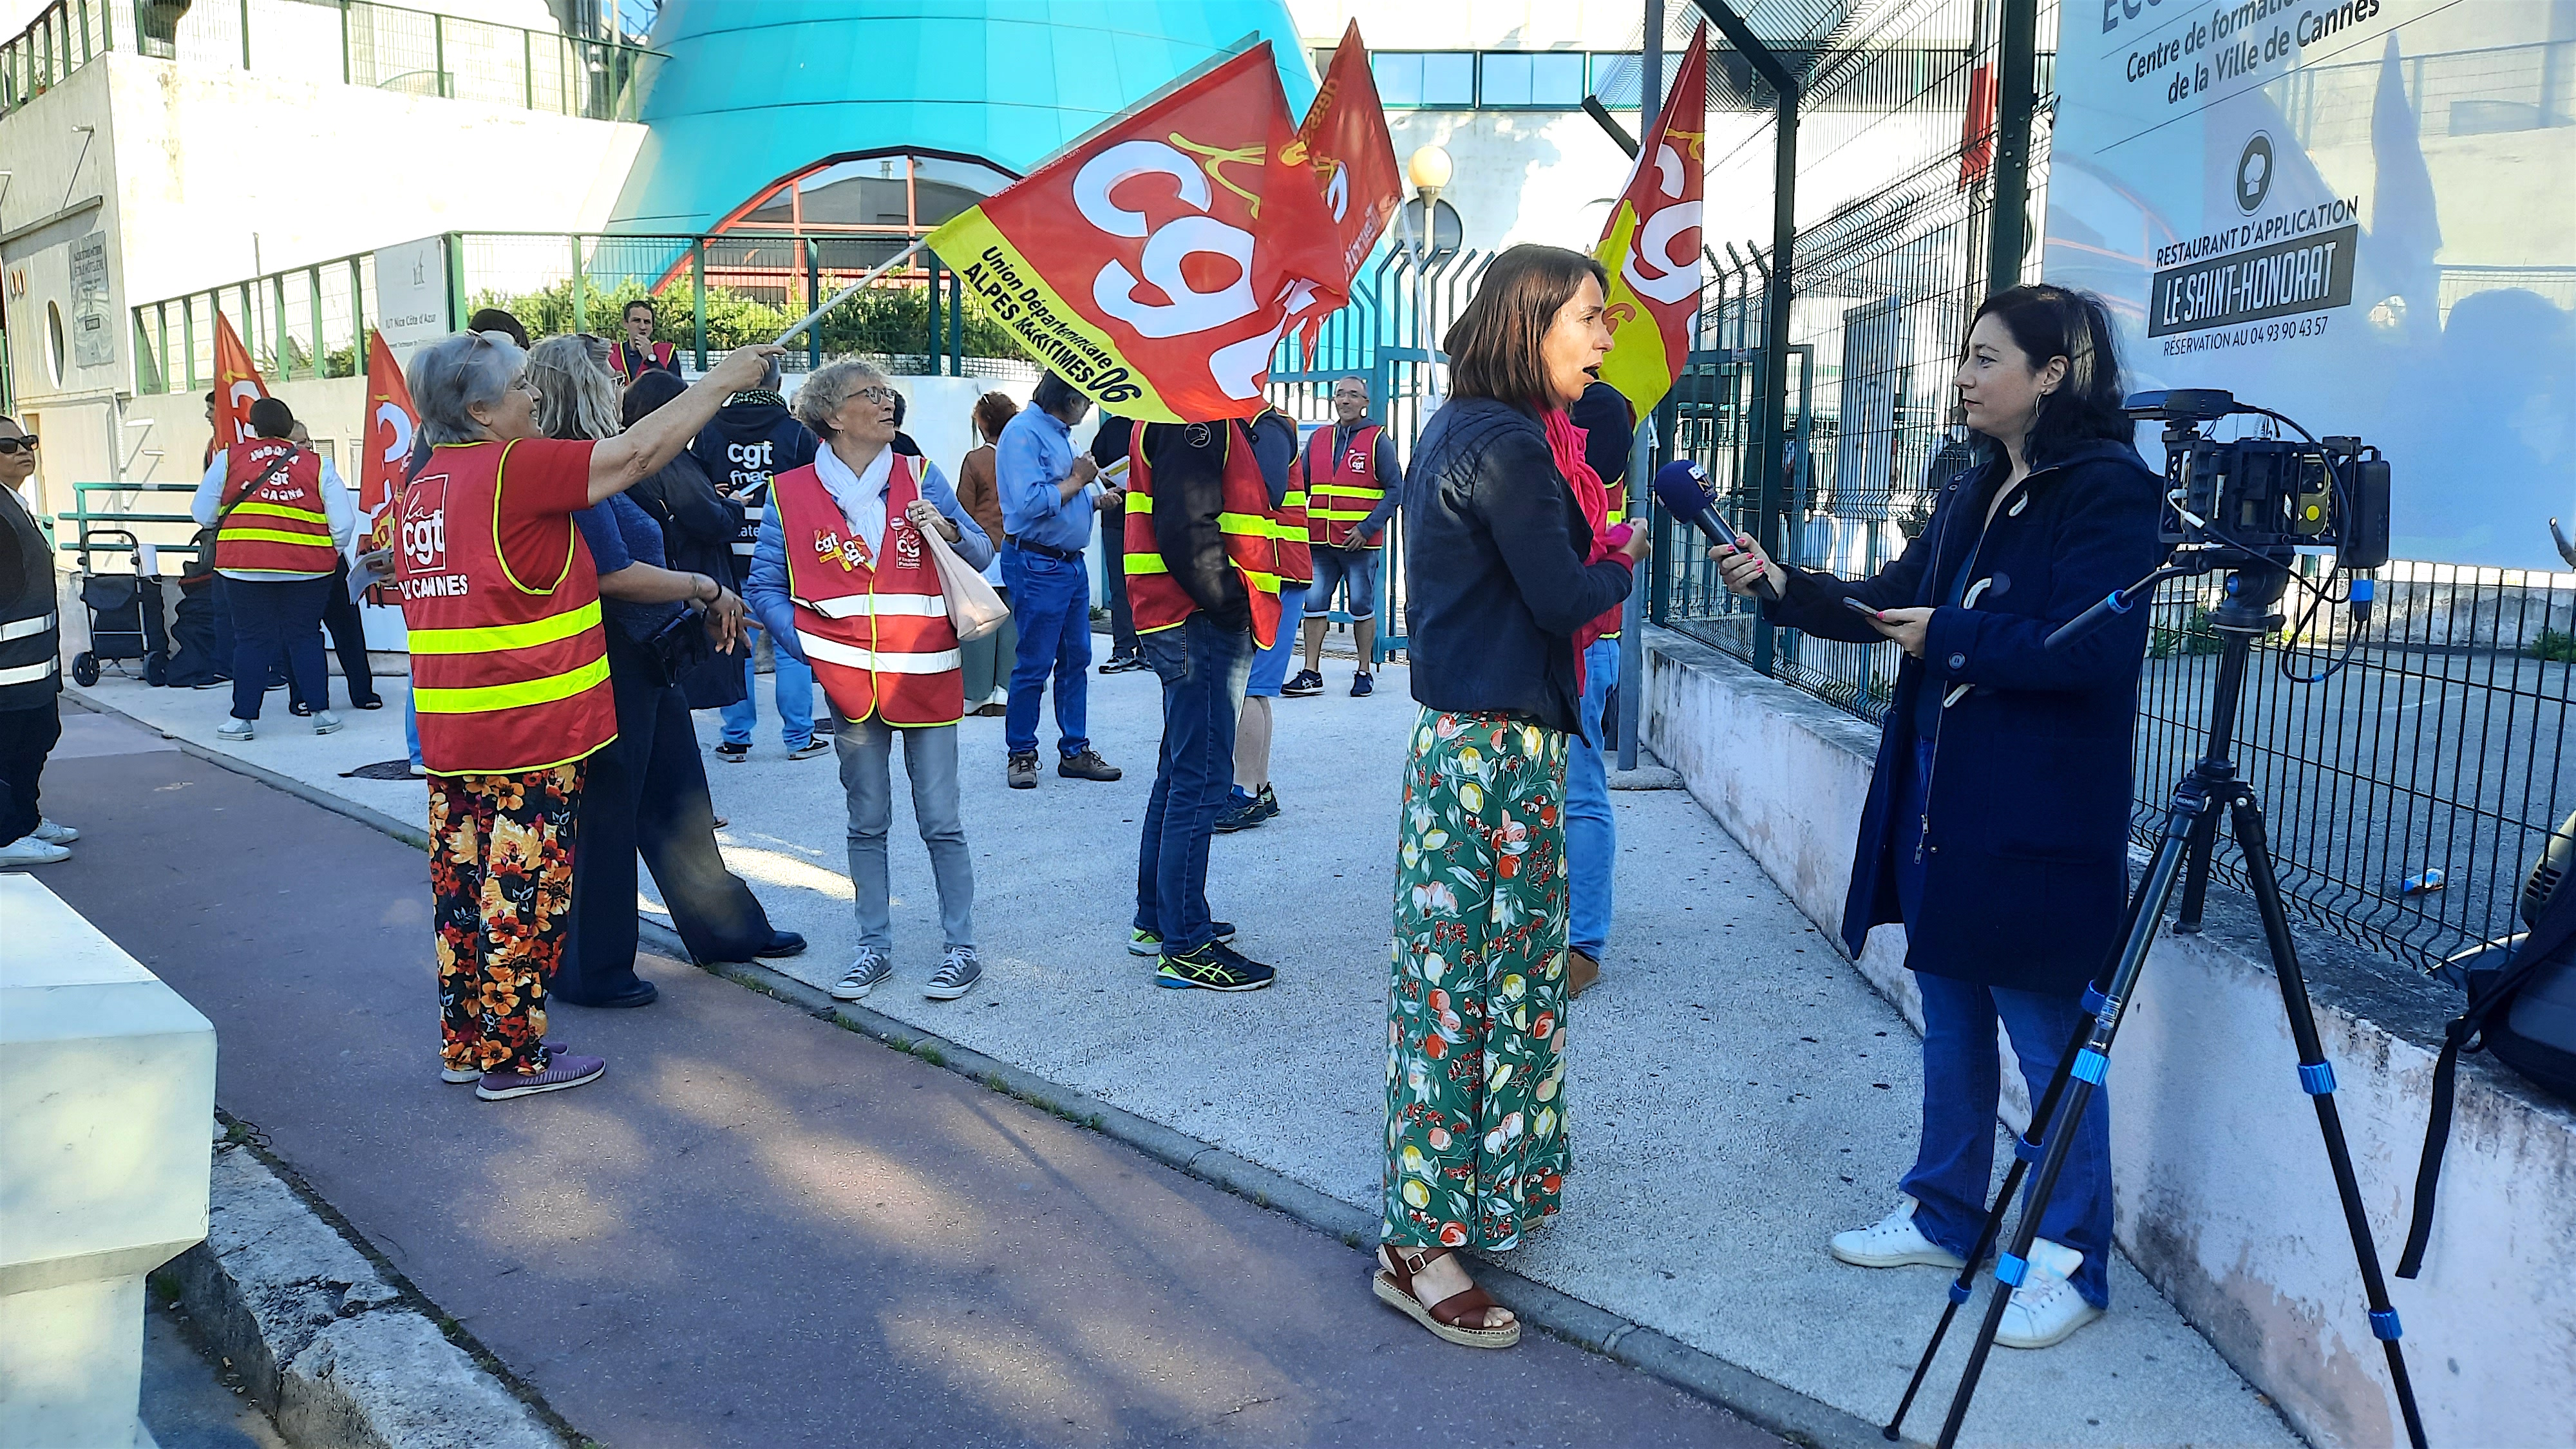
[466,276,1021,359]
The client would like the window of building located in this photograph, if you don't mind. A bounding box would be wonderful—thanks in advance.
[1370,51,1476,108]
[1479,51,1587,108]
[715,151,1016,236]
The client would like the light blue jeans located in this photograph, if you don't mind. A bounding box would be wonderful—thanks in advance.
[721,623,815,749]
[402,688,422,769]
[1565,637,1618,960]
[835,714,974,951]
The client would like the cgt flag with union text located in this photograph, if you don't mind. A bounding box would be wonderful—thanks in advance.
[358,330,421,565]
[1593,26,1709,415]
[211,313,270,453]
[927,44,1347,423]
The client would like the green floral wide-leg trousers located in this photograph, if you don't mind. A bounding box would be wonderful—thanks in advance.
[1382,708,1571,1251]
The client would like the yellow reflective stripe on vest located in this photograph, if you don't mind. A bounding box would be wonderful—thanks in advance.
[405,600,604,656]
[1124,551,1170,576]
[1308,507,1376,522]
[227,499,330,525]
[216,526,339,547]
[413,655,611,714]
[1216,512,1271,535]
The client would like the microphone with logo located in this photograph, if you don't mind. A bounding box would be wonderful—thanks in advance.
[1650,460,1781,603]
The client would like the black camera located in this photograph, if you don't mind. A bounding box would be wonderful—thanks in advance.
[2129,388,2390,571]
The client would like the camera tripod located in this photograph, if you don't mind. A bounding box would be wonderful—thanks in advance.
[1883,561,2429,1449]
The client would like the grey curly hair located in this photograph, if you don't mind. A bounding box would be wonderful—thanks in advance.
[791,360,894,437]
[407,332,526,446]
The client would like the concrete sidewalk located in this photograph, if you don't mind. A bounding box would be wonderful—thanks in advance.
[66,666,2298,1448]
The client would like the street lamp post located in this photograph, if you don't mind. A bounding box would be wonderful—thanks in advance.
[1404,144,1452,410]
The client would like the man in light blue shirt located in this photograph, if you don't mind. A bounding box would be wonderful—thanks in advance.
[995,372,1122,789]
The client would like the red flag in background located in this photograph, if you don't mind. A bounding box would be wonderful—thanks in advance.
[357,330,419,561]
[211,313,269,452]
[1592,24,1709,414]
[1296,21,1404,289]
[927,44,1347,422]
[1958,62,1998,191]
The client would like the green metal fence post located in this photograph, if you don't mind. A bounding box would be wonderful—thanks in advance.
[339,0,350,86]
[441,233,466,334]
[182,297,197,392]
[691,239,708,371]
[804,238,820,370]
[431,11,446,97]
[522,28,533,110]
[308,267,325,377]
[925,249,942,375]
[238,0,250,69]
[571,235,587,334]
[349,255,366,360]
[947,265,963,375]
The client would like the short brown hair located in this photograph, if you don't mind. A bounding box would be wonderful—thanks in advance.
[972,390,1019,443]
[1442,245,1607,415]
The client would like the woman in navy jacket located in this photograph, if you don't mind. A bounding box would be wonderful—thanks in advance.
[1715,285,2160,1351]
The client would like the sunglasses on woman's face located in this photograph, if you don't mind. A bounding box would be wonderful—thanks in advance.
[0,437,36,456]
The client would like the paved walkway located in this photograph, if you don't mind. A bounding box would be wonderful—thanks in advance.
[38,706,1772,1449]
[61,665,2300,1449]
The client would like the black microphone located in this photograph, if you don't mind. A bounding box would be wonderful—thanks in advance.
[1653,460,1781,601]
[2045,587,2137,650]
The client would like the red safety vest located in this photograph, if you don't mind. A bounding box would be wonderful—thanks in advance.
[1122,421,1282,650]
[213,441,336,576]
[1271,474,1312,589]
[397,441,617,776]
[772,455,963,727]
[611,340,679,383]
[1303,423,1387,549]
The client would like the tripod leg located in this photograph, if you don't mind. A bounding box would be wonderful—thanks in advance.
[2174,793,2224,933]
[1884,877,2148,1441]
[1934,820,2199,1449]
[2226,792,2430,1449]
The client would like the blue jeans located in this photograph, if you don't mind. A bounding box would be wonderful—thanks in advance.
[403,689,422,768]
[1246,584,1307,697]
[220,575,329,721]
[1893,737,2112,1307]
[719,625,814,748]
[1133,614,1251,954]
[1002,548,1091,758]
[1566,637,1618,959]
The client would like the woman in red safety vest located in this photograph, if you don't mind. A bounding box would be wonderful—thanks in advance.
[191,395,355,739]
[397,328,782,1102]
[740,361,997,1005]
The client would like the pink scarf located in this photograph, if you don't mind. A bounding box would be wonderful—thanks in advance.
[1543,408,1633,694]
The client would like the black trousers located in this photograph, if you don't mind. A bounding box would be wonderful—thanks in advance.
[292,558,379,710]
[560,629,775,1001]
[220,576,328,722]
[0,696,62,845]
[1103,537,1138,657]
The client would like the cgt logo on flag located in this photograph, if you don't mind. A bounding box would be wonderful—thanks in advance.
[929,44,1347,423]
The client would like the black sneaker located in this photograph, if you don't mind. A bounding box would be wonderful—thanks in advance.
[1213,791,1267,833]
[1256,784,1282,822]
[1058,748,1122,781]
[1155,940,1276,992]
[1350,672,1375,697]
[1280,669,1325,697]
[714,741,750,763]
[1099,653,1145,675]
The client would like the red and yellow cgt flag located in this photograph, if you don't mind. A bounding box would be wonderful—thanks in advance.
[211,312,270,451]
[1297,22,1403,289]
[928,44,1347,422]
[1593,26,1710,415]
[357,330,420,561]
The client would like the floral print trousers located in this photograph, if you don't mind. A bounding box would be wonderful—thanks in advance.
[430,762,583,1076]
[1383,710,1571,1251]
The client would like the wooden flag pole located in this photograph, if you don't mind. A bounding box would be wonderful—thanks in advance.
[771,238,929,347]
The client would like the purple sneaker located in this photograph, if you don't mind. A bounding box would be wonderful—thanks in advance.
[442,1041,569,1084]
[474,1051,605,1101]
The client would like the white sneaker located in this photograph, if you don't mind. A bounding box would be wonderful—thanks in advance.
[217,718,254,741]
[31,818,77,844]
[1996,1238,2104,1349]
[312,710,344,735]
[0,835,71,866]
[1828,1197,1967,1269]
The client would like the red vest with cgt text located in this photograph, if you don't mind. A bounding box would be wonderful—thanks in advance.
[771,455,964,727]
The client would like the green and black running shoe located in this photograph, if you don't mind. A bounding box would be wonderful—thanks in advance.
[1129,922,1237,957]
[1155,940,1276,992]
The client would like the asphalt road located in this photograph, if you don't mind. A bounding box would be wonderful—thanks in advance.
[29,711,1780,1449]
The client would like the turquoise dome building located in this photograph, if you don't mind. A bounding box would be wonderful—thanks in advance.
[611,0,1317,240]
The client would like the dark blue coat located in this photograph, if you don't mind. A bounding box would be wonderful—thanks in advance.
[1765,437,2163,993]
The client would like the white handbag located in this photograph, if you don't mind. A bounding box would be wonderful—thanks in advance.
[921,521,1009,642]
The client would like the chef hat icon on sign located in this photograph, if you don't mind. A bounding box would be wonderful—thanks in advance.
[2236,133,2275,214]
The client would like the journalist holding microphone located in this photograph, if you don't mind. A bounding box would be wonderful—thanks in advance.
[1712,284,2159,1350]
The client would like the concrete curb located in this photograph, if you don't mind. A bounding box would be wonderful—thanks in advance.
[170,1133,562,1449]
[679,935,1900,1449]
[88,693,1892,1449]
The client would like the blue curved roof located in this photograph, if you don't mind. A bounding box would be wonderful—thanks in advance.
[611,0,1316,233]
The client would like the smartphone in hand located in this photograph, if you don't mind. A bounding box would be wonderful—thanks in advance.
[1842,596,1882,619]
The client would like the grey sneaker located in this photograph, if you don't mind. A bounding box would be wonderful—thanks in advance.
[831,947,892,1001]
[1007,752,1039,789]
[311,710,345,735]
[473,1050,605,1101]
[217,718,254,741]
[925,945,981,1001]
[1057,747,1121,781]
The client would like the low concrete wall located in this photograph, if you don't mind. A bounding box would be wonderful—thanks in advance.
[1638,626,2576,1449]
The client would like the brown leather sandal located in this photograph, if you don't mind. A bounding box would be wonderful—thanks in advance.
[1372,1244,1521,1348]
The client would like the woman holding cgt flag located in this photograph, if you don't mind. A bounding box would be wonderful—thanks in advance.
[926,42,1352,993]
